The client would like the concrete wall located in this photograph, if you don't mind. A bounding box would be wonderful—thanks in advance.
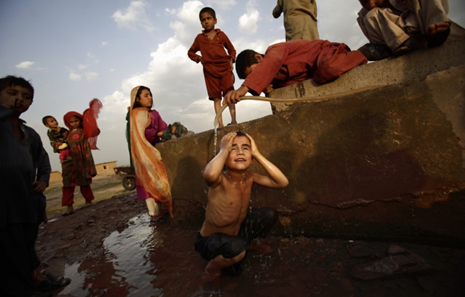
[156,40,465,245]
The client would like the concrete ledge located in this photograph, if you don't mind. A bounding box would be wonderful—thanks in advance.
[156,49,465,245]
[270,38,465,113]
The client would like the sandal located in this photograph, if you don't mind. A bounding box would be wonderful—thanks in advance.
[35,274,71,292]
[392,38,422,57]
[357,43,392,61]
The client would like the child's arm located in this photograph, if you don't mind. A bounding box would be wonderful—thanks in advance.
[247,133,289,188]
[203,132,236,187]
[222,32,236,66]
[188,36,202,63]
[272,0,283,18]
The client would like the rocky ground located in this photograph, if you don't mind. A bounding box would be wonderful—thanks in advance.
[35,176,465,297]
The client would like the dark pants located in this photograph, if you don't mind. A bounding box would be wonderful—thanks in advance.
[194,207,278,276]
[0,223,40,297]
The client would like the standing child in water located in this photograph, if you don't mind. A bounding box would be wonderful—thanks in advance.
[129,86,173,222]
[188,7,237,128]
[62,99,102,215]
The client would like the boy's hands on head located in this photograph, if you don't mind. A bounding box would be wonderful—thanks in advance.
[245,133,260,157]
[220,132,237,152]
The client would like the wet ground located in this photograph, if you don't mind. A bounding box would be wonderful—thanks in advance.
[35,192,465,297]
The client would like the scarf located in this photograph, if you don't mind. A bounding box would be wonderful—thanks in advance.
[129,86,173,217]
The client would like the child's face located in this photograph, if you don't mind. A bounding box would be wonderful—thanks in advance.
[137,89,153,109]
[69,116,81,129]
[225,136,253,171]
[243,54,263,78]
[200,12,217,32]
[45,117,59,129]
[0,85,33,114]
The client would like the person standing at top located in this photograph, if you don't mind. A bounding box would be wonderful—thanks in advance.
[272,0,319,41]
[188,7,237,128]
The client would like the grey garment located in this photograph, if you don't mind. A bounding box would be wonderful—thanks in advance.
[273,0,319,41]
[0,106,51,228]
[357,0,449,51]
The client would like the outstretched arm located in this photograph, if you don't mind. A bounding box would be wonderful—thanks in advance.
[203,132,236,187]
[247,133,289,188]
[272,0,283,18]
[223,86,249,105]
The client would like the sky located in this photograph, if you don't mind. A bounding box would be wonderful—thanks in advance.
[1,0,464,171]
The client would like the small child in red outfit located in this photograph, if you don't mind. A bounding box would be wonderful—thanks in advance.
[188,7,237,128]
[61,99,102,215]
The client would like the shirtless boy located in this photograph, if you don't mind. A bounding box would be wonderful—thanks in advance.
[194,132,289,282]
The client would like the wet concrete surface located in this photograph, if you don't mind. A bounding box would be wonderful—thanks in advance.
[35,193,465,297]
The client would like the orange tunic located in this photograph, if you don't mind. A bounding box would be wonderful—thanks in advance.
[188,29,236,99]
[242,40,368,95]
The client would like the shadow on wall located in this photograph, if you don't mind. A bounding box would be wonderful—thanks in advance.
[293,110,426,210]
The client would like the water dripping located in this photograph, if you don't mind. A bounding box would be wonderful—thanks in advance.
[213,126,218,156]
[408,196,418,237]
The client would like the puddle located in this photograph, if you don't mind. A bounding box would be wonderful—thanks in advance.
[54,215,465,297]
[60,215,166,296]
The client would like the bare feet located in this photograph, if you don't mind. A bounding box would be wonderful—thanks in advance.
[62,205,74,216]
[426,22,450,47]
[427,22,450,35]
[199,269,221,289]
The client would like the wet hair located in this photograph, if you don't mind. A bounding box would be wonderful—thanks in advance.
[0,75,34,101]
[132,86,152,109]
[235,131,252,144]
[199,7,216,20]
[42,115,55,126]
[236,50,264,79]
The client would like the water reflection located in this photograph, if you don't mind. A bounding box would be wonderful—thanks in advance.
[60,215,164,296]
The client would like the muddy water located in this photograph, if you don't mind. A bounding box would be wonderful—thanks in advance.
[56,214,465,297]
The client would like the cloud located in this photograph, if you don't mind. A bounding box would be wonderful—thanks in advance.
[101,41,109,46]
[206,0,237,10]
[86,72,99,81]
[238,0,260,34]
[16,61,35,69]
[69,72,81,81]
[112,0,155,32]
[15,61,47,71]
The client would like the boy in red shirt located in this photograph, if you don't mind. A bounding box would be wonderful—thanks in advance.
[188,7,237,128]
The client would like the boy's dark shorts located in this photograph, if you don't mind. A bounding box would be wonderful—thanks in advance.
[194,207,277,275]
